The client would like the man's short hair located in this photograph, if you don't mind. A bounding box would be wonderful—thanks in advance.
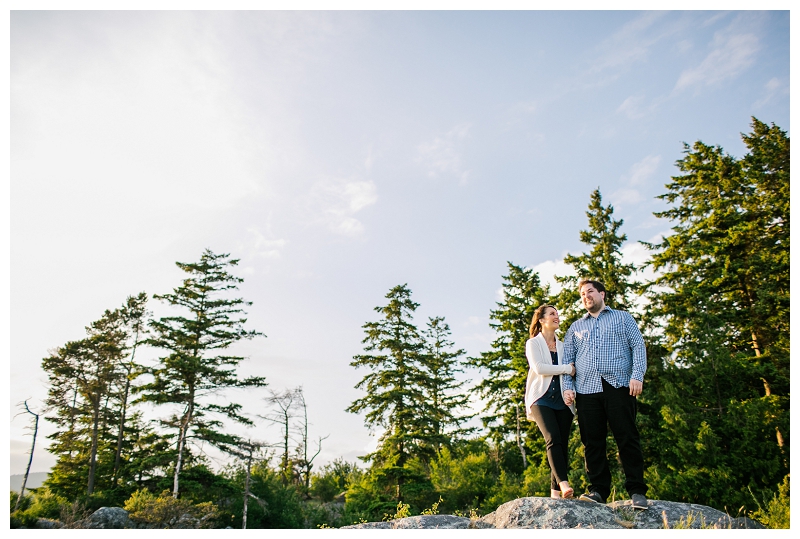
[578,279,606,293]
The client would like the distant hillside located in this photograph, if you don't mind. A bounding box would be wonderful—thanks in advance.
[10,472,48,492]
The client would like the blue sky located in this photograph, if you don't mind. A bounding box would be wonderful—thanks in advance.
[9,9,790,474]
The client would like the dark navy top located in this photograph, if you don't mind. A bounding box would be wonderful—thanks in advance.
[533,351,567,410]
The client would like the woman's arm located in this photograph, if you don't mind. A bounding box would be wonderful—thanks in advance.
[526,339,573,375]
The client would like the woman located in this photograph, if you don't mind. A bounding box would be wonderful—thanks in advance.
[524,304,576,499]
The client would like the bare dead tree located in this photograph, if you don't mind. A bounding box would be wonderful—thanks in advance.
[14,400,40,511]
[227,439,269,529]
[259,388,299,485]
[293,388,329,498]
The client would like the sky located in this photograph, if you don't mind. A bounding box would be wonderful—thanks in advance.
[8,8,791,478]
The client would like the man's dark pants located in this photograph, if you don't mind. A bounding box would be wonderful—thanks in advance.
[576,378,647,501]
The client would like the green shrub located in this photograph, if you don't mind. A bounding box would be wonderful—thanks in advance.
[430,447,495,513]
[123,488,220,528]
[750,475,790,529]
[310,458,362,502]
[10,487,69,528]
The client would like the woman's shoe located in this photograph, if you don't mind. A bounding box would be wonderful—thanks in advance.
[559,481,574,499]
[550,489,562,499]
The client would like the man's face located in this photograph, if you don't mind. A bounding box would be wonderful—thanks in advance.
[580,283,605,314]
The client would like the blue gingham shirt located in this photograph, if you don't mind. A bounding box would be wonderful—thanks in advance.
[562,306,647,394]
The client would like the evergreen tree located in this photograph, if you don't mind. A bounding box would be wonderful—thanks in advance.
[346,284,429,499]
[467,263,549,467]
[138,249,266,498]
[42,307,128,497]
[555,188,640,329]
[112,292,150,486]
[641,118,789,510]
[419,317,472,452]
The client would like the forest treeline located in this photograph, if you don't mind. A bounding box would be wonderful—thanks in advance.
[11,118,789,529]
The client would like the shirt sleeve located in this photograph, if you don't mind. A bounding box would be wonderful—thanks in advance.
[562,326,576,392]
[625,313,647,382]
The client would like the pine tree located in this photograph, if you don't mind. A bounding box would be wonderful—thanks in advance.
[467,263,549,467]
[112,292,150,486]
[555,189,640,329]
[346,284,429,499]
[641,118,789,510]
[138,249,266,498]
[419,317,472,452]
[42,307,128,496]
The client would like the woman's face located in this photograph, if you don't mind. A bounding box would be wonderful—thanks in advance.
[541,307,560,330]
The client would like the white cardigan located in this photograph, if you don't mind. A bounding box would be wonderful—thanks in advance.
[524,333,576,419]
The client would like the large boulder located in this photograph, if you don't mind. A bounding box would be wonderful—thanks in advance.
[73,507,135,529]
[342,514,493,529]
[481,497,622,529]
[607,499,765,529]
[34,518,64,529]
[343,497,766,530]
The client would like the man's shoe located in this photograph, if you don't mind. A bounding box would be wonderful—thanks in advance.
[631,493,648,510]
[579,491,605,503]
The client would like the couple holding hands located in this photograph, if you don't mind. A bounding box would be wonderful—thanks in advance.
[524,279,649,510]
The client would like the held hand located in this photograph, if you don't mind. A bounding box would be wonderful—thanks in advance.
[629,379,643,397]
[563,390,575,405]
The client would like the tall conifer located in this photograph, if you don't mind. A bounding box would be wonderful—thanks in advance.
[139,249,266,498]
[555,189,639,329]
[419,316,472,452]
[347,284,428,499]
[641,118,789,509]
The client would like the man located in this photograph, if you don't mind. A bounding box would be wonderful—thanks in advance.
[562,279,648,510]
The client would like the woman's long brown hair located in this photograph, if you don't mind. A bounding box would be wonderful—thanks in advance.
[529,304,556,338]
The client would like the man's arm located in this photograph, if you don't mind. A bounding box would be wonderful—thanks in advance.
[625,313,647,396]
[562,325,576,393]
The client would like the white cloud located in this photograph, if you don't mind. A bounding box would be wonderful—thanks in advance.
[464,316,483,326]
[616,95,646,119]
[675,39,693,54]
[531,258,575,296]
[417,123,471,185]
[674,20,760,93]
[308,177,378,237]
[609,188,644,207]
[246,227,287,259]
[12,15,267,216]
[609,155,661,208]
[589,11,668,75]
[753,77,788,108]
[627,155,662,186]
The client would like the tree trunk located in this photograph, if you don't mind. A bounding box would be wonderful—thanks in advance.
[114,334,140,484]
[112,376,131,485]
[87,398,100,495]
[173,399,194,498]
[242,452,252,530]
[515,401,527,469]
[14,402,39,512]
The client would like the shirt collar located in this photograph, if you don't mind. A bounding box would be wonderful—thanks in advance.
[582,305,612,319]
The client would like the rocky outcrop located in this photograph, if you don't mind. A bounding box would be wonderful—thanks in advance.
[43,496,766,529]
[34,518,64,529]
[341,515,493,529]
[343,496,766,530]
[71,507,135,529]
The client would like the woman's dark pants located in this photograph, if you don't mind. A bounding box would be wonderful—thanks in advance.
[529,405,574,490]
[576,378,647,501]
